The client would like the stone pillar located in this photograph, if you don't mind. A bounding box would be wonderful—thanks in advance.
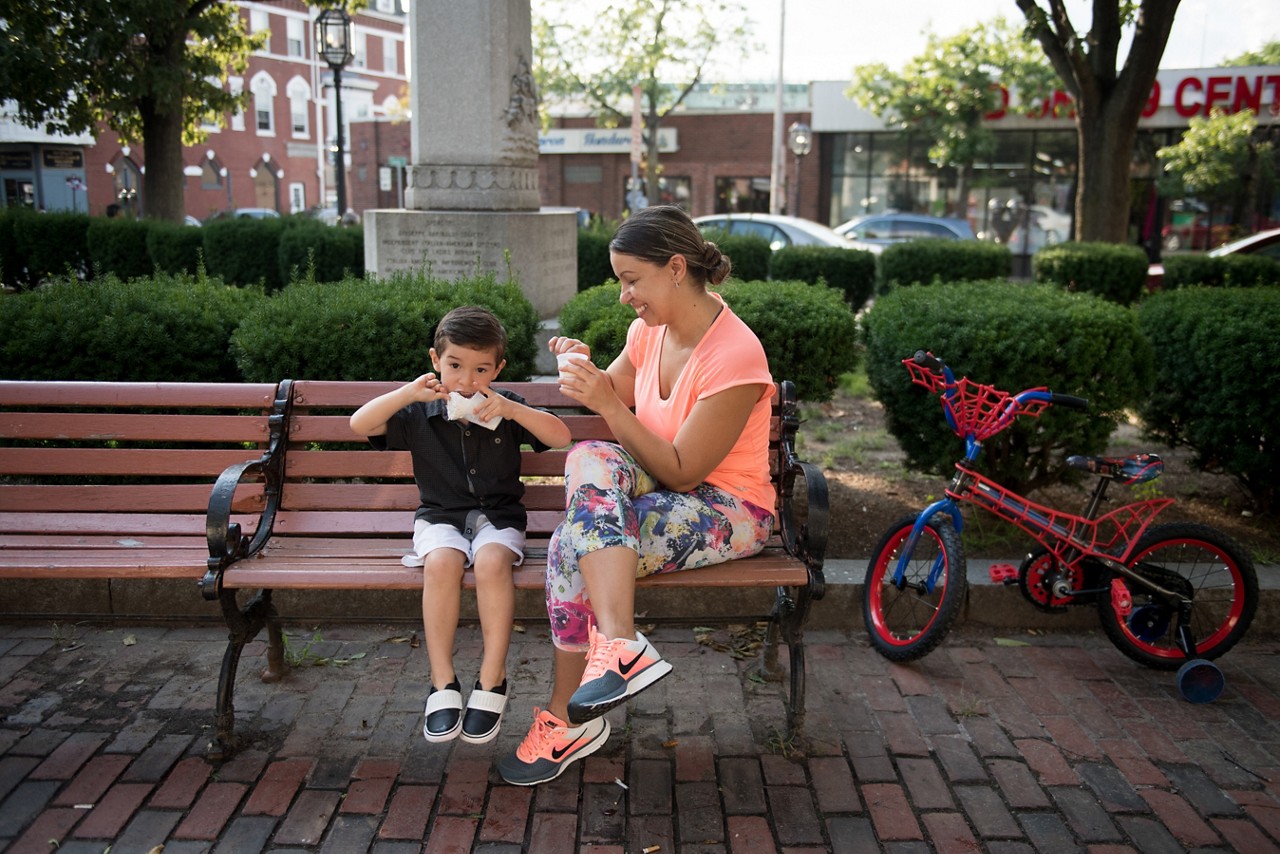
[365,0,577,318]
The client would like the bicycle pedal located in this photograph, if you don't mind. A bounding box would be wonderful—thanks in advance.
[989,563,1019,585]
[1111,578,1133,616]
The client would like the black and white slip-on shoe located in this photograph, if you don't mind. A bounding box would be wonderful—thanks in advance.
[423,679,463,743]
[460,679,508,744]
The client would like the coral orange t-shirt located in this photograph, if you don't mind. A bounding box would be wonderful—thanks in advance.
[626,294,776,517]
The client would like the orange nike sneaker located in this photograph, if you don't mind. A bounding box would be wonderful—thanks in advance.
[497,707,610,786]
[566,624,672,725]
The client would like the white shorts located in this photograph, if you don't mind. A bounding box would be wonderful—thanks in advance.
[400,514,526,568]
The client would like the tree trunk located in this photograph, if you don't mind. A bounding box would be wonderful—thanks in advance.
[1074,100,1138,242]
[139,101,186,223]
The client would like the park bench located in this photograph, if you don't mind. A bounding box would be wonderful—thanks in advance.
[0,377,827,760]
[201,379,828,759]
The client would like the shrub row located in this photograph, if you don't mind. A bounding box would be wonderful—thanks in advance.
[558,279,860,402]
[0,209,363,290]
[1031,242,1149,304]
[878,239,1012,290]
[1161,252,1280,289]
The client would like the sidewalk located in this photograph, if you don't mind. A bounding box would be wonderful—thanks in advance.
[2,619,1279,852]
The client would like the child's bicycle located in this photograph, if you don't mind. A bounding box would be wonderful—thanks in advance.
[863,351,1258,702]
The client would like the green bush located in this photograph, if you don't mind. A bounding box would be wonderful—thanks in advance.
[202,217,288,290]
[1137,287,1280,512]
[86,218,153,280]
[13,211,91,284]
[577,227,614,291]
[0,207,32,289]
[558,279,860,401]
[1220,253,1280,287]
[879,239,1012,290]
[278,222,364,284]
[0,272,261,381]
[231,271,539,382]
[862,280,1154,491]
[146,221,206,275]
[1161,254,1220,289]
[770,245,878,310]
[1032,241,1148,305]
[716,234,772,283]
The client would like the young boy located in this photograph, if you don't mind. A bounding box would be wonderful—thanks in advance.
[350,306,571,744]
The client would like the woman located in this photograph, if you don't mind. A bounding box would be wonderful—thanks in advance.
[498,206,776,786]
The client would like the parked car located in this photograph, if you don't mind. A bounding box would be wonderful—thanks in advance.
[205,207,282,223]
[693,213,872,252]
[299,206,340,226]
[183,215,202,227]
[1006,205,1073,254]
[1147,227,1280,288]
[834,212,976,248]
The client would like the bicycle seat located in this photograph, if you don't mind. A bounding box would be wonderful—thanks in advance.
[1066,453,1163,484]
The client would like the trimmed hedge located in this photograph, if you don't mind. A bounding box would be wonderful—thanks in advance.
[0,272,261,381]
[878,239,1012,290]
[1162,253,1280,289]
[202,217,288,290]
[770,245,878,310]
[577,227,614,291]
[147,222,206,275]
[0,208,30,289]
[231,272,540,382]
[862,280,1154,491]
[558,279,860,402]
[1032,241,1148,305]
[1137,287,1280,512]
[277,222,365,284]
[12,211,91,285]
[86,218,153,281]
[715,234,772,283]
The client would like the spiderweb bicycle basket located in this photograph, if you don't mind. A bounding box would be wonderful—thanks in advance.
[904,359,1050,442]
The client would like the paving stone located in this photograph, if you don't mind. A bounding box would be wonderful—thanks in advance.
[480,785,532,843]
[1114,815,1187,854]
[955,785,1022,839]
[0,756,39,803]
[1016,738,1080,786]
[242,757,312,816]
[809,756,860,814]
[1050,785,1122,842]
[320,814,378,853]
[7,806,81,853]
[110,809,183,854]
[719,757,766,814]
[51,753,131,807]
[580,781,625,844]
[627,758,672,814]
[1016,811,1083,853]
[1161,764,1245,816]
[379,784,436,840]
[0,780,60,837]
[675,781,723,844]
[275,788,342,847]
[922,810,981,852]
[528,811,577,854]
[826,815,878,850]
[862,783,924,841]
[906,694,959,736]
[123,734,196,782]
[1078,762,1150,813]
[845,731,898,782]
[726,814,776,853]
[766,784,824,846]
[29,732,107,780]
[626,813,673,854]
[210,815,276,854]
[930,733,988,782]
[173,781,248,841]
[72,781,153,839]
[1140,789,1224,847]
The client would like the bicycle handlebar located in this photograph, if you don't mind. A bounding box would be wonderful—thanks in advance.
[1050,393,1089,410]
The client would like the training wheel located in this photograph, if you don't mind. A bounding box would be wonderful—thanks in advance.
[1176,659,1224,704]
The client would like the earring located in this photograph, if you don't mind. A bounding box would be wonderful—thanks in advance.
[673,277,681,288]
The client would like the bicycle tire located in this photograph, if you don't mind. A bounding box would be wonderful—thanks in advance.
[863,513,966,661]
[1097,523,1258,670]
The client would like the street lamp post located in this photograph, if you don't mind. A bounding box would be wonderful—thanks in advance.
[316,9,354,216]
[787,122,812,217]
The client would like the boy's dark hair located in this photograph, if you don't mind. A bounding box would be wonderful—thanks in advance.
[433,305,507,361]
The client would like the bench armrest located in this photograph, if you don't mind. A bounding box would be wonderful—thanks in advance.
[779,458,828,599]
[201,380,293,600]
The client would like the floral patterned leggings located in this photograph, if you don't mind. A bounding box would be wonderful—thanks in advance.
[546,440,774,651]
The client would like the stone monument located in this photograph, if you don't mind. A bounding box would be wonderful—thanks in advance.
[364,1,577,317]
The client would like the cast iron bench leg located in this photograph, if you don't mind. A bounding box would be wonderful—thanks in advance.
[209,589,277,761]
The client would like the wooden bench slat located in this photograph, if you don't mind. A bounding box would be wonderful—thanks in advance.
[0,549,207,578]
[288,412,617,443]
[0,412,271,443]
[0,381,278,408]
[0,484,264,514]
[290,380,580,410]
[271,509,573,536]
[276,482,563,512]
[0,448,266,477]
[0,512,258,536]
[0,534,210,550]
[285,449,570,479]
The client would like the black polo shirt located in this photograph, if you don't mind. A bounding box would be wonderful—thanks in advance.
[369,389,551,534]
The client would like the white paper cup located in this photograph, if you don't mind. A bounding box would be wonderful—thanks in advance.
[556,351,588,381]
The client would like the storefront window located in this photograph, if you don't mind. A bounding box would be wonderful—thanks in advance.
[714,177,769,213]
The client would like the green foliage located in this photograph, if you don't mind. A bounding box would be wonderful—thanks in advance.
[556,283,633,369]
[1157,111,1274,206]
[769,245,878,310]
[558,280,860,401]
[230,272,539,382]
[86,218,153,280]
[1163,253,1280,289]
[0,207,33,289]
[715,234,772,284]
[1220,254,1280,287]
[1161,254,1221,289]
[1137,287,1280,512]
[0,272,261,381]
[862,280,1154,491]
[1223,40,1280,66]
[1031,241,1148,305]
[146,221,206,275]
[577,228,614,291]
[719,280,860,402]
[879,239,1012,289]
[278,222,365,285]
[202,217,288,290]
[12,211,91,285]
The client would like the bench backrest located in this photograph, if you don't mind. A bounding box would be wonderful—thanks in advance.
[278,380,795,540]
[0,381,283,537]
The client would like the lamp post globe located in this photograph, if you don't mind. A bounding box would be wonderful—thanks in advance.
[316,9,354,216]
[787,122,812,217]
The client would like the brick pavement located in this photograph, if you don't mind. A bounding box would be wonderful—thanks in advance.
[0,620,1278,852]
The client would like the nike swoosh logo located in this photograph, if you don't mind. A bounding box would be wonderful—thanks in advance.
[617,651,646,676]
[551,735,586,760]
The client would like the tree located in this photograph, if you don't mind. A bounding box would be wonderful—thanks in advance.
[1223,40,1280,67]
[0,1,270,223]
[533,0,753,212]
[1014,0,1181,243]
[1157,110,1276,235]
[848,17,1056,217]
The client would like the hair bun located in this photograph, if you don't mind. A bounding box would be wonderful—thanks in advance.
[701,241,732,286]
